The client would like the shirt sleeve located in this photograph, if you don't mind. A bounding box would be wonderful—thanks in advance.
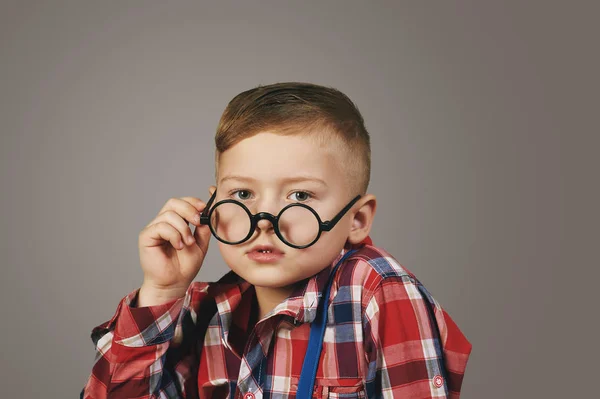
[80,282,215,399]
[362,276,472,398]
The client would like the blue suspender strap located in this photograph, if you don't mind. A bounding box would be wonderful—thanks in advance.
[296,248,358,399]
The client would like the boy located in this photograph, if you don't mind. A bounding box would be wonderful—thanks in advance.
[81,82,472,398]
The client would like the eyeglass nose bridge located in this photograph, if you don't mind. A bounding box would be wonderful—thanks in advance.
[250,210,311,248]
[251,212,278,228]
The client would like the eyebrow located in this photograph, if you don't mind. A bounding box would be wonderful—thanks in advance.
[219,175,328,187]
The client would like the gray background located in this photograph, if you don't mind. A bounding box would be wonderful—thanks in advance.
[1,1,598,398]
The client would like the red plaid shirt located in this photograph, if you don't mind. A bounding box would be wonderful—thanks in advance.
[81,237,471,398]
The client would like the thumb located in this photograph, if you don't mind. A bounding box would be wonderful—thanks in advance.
[194,221,212,248]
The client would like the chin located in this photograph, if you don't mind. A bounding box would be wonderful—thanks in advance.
[221,248,329,288]
[236,266,303,288]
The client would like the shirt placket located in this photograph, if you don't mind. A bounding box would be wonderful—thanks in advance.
[234,319,276,399]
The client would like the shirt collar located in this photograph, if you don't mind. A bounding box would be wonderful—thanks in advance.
[211,236,372,344]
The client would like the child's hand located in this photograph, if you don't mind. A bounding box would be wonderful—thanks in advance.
[137,196,211,306]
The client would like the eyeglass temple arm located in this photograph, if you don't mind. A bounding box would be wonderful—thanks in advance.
[321,195,362,231]
[200,190,217,224]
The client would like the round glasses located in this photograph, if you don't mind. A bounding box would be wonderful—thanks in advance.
[200,190,361,249]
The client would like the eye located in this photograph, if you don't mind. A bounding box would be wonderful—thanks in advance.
[288,191,312,202]
[231,190,253,201]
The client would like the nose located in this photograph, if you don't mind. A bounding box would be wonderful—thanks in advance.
[256,217,275,232]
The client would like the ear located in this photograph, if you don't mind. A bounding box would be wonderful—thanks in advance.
[347,194,377,245]
[208,185,217,197]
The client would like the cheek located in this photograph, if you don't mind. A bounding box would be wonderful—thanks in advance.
[322,214,353,245]
[218,242,242,270]
[296,236,346,271]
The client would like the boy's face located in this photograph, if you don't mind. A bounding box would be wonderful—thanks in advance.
[209,132,360,290]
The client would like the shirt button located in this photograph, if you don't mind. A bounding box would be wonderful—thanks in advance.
[433,375,444,388]
[243,393,255,399]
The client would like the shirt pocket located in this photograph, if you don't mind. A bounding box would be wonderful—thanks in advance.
[317,383,367,399]
[291,378,367,399]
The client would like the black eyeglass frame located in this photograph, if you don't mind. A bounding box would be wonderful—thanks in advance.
[200,190,362,249]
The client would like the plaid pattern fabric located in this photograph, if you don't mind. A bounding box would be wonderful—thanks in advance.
[81,237,472,398]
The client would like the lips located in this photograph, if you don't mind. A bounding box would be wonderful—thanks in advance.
[248,244,285,255]
[246,244,285,263]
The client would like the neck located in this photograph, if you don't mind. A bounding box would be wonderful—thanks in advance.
[254,284,297,321]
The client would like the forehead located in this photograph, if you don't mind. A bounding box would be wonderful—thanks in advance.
[217,132,345,187]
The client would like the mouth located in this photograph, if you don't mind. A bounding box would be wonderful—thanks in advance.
[246,244,285,263]
[247,244,285,255]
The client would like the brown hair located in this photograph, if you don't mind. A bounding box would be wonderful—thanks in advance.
[215,82,371,195]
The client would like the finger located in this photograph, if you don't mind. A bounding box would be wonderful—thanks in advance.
[154,197,205,228]
[152,210,196,246]
[179,197,206,227]
[145,221,186,250]
[180,196,206,212]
